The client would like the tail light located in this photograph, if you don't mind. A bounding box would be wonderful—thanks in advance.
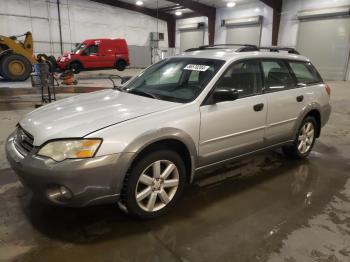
[325,84,331,96]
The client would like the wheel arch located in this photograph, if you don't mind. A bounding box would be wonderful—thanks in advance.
[68,59,83,69]
[122,128,198,184]
[294,104,322,139]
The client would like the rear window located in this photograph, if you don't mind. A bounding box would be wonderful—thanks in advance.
[288,61,322,85]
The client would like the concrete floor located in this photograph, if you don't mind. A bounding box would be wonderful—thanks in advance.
[0,74,349,262]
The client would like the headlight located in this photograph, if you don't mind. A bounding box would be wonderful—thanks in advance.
[38,139,102,162]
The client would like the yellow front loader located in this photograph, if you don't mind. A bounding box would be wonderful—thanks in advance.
[0,31,36,81]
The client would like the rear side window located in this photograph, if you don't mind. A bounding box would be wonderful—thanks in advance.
[288,61,322,85]
[261,60,295,92]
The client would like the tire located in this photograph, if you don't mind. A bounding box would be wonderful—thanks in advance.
[69,62,82,74]
[283,116,317,159]
[116,59,126,71]
[0,54,32,81]
[121,149,186,219]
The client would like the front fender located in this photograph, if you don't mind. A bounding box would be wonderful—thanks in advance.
[123,127,198,180]
[104,127,198,194]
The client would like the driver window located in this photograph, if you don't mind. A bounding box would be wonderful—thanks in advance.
[216,60,262,98]
[85,44,99,55]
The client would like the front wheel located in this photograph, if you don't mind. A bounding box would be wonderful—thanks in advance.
[121,149,186,219]
[69,62,82,74]
[283,116,317,159]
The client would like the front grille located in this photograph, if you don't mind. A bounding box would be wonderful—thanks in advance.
[13,127,34,156]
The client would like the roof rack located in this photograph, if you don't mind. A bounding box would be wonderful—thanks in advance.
[184,44,258,52]
[257,46,300,55]
[184,44,300,55]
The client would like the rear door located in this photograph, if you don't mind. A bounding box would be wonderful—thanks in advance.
[262,59,306,145]
[199,59,267,167]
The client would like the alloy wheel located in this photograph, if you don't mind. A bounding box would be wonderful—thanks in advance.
[297,122,315,154]
[135,160,179,212]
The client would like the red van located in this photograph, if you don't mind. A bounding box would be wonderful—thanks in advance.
[57,38,129,73]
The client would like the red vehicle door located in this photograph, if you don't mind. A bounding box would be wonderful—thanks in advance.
[79,42,100,68]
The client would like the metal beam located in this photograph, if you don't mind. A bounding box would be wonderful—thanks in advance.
[167,0,216,45]
[90,0,176,48]
[259,0,282,45]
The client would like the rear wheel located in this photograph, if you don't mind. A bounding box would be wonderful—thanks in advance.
[116,59,126,71]
[121,149,186,219]
[283,116,317,159]
[0,54,32,81]
[69,62,82,74]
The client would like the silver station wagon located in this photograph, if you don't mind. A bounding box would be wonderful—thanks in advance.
[6,45,331,219]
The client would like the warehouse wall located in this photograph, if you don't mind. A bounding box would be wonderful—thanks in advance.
[215,2,273,46]
[176,16,208,52]
[0,0,168,67]
[279,0,350,80]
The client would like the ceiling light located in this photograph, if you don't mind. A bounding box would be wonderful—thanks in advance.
[175,11,183,16]
[135,1,143,6]
[226,2,236,8]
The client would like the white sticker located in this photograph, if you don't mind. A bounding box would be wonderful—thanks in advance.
[184,64,210,71]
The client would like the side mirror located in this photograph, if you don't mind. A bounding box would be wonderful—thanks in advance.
[121,76,132,84]
[212,87,239,103]
[80,50,87,56]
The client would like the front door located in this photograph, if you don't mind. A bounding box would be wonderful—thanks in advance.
[80,44,100,68]
[199,59,267,167]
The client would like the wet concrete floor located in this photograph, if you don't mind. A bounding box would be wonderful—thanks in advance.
[0,80,349,262]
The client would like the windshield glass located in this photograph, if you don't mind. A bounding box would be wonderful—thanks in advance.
[72,43,86,54]
[122,58,225,103]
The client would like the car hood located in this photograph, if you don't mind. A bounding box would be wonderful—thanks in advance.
[20,89,179,146]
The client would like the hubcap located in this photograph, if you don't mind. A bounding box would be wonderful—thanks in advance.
[297,122,315,154]
[135,160,179,212]
[9,60,25,76]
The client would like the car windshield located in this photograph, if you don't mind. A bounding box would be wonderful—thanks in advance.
[122,58,225,103]
[72,43,86,54]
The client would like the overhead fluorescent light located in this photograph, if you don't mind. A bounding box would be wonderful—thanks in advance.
[175,11,183,16]
[227,2,236,8]
[136,1,143,6]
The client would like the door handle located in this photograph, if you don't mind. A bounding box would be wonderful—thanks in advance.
[253,103,264,112]
[296,95,304,102]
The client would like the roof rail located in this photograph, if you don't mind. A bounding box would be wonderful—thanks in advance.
[259,46,300,55]
[184,44,300,55]
[184,44,258,52]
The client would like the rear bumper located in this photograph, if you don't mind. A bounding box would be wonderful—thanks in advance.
[5,134,132,207]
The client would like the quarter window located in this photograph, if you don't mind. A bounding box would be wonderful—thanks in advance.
[288,61,321,85]
[216,60,262,98]
[261,60,295,92]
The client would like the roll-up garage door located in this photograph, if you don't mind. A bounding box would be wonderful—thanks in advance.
[297,8,350,80]
[179,23,205,52]
[223,16,262,46]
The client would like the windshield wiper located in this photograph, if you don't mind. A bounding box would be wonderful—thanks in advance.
[126,89,158,99]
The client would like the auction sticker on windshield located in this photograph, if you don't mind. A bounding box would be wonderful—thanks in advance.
[184,64,210,71]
